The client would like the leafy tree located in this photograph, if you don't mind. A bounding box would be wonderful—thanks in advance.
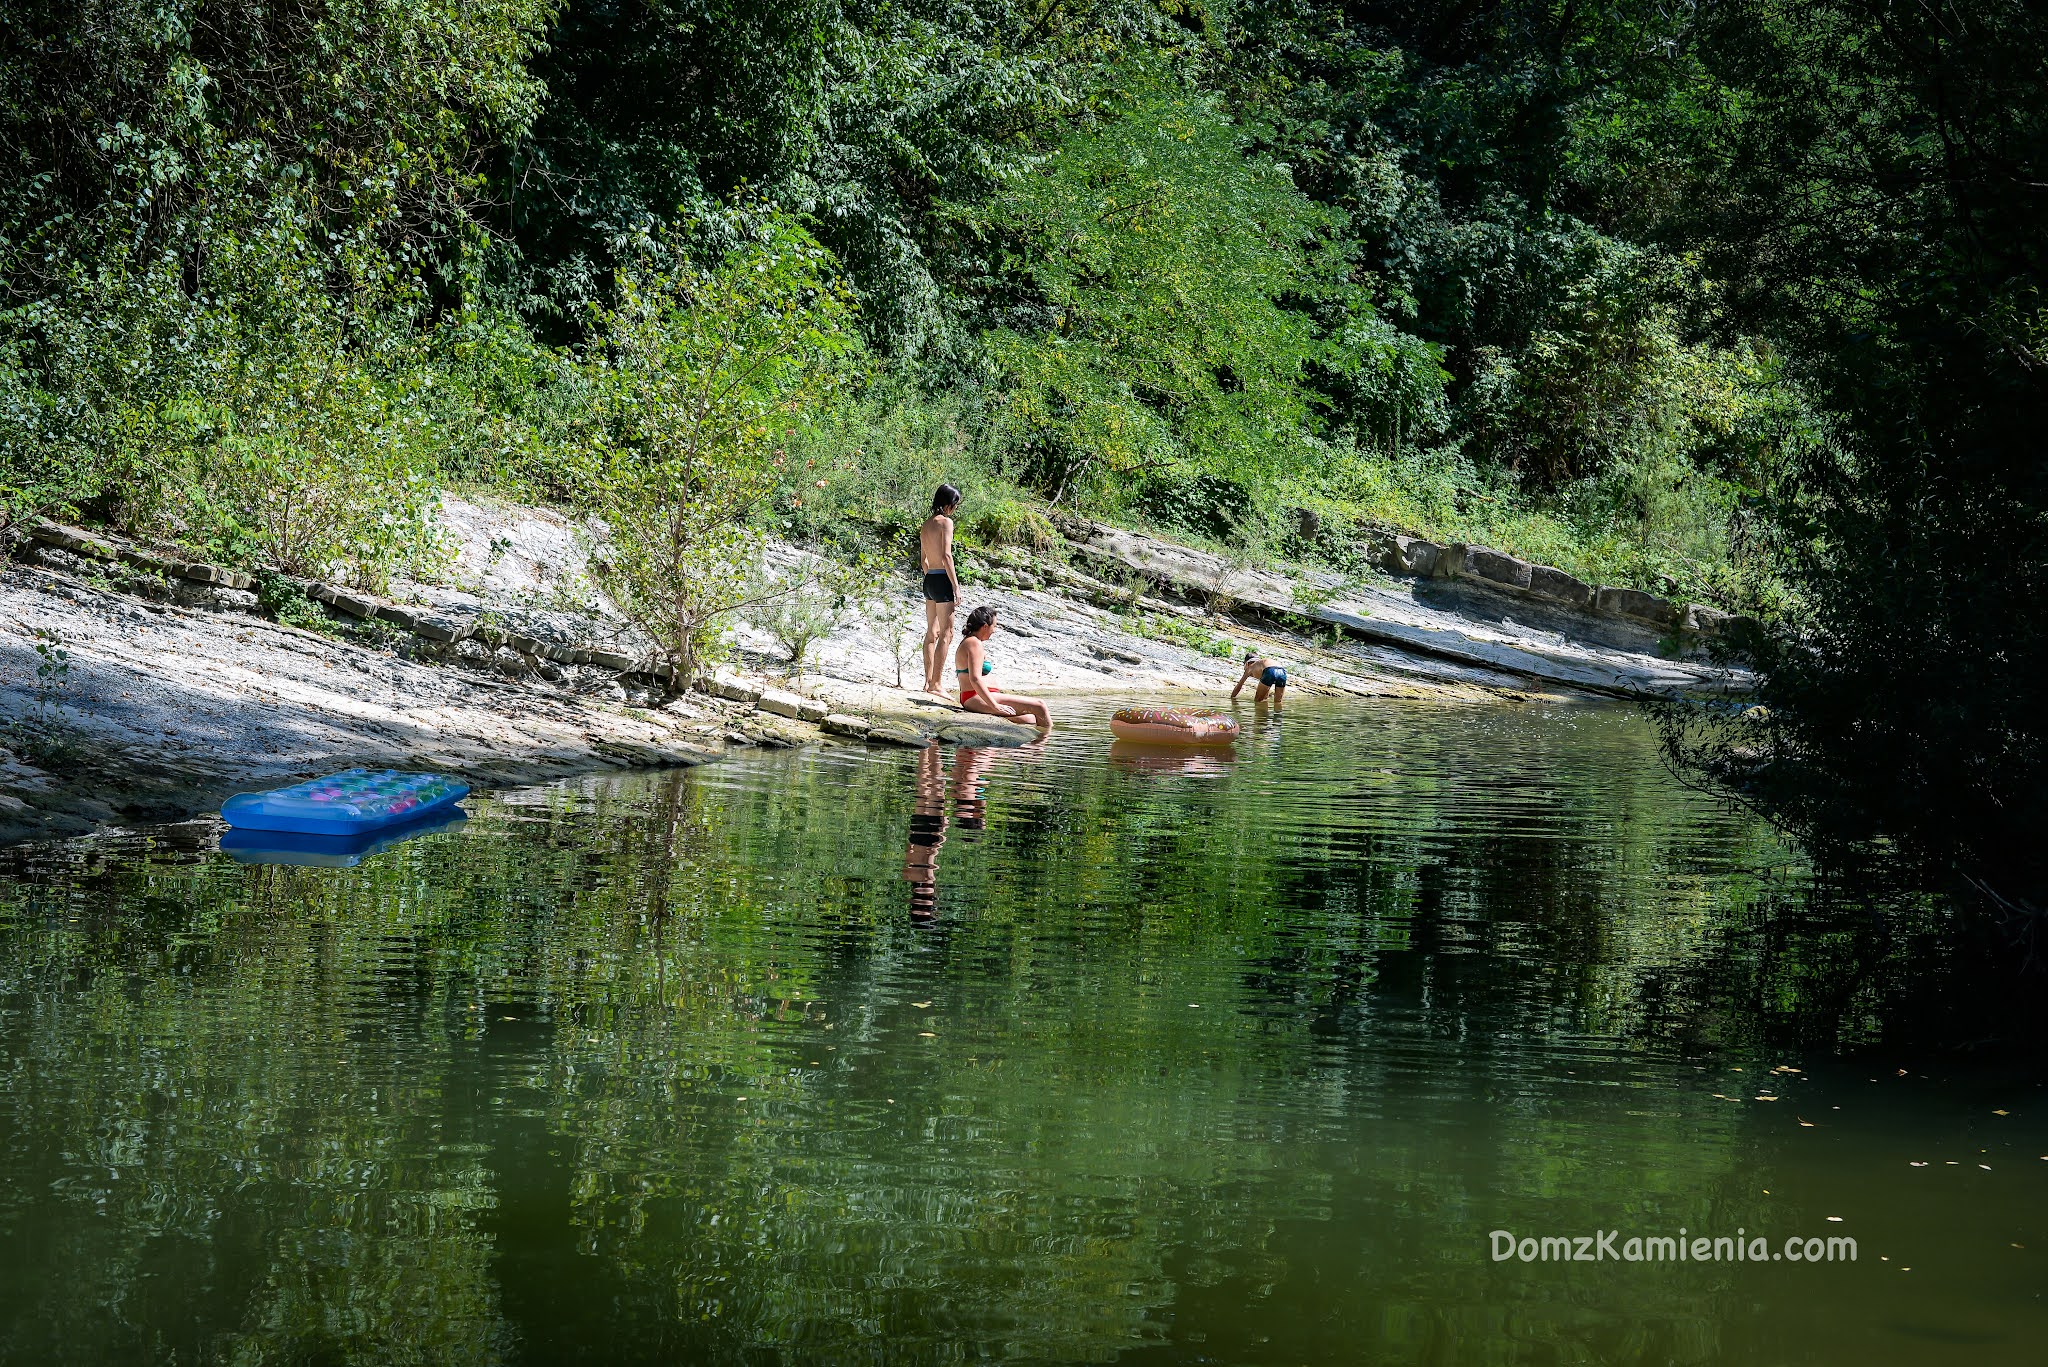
[968,81,1357,508]
[575,213,861,680]
[503,0,1093,362]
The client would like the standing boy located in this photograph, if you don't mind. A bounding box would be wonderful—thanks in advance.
[919,484,961,694]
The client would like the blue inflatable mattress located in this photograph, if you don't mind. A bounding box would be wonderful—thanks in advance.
[220,768,469,836]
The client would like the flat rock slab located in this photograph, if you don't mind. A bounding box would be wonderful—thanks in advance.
[705,673,764,703]
[937,723,1038,747]
[1078,525,1751,699]
[0,565,739,845]
[864,722,931,747]
[593,740,719,767]
[821,713,871,737]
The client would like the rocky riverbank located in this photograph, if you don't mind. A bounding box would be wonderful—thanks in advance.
[0,495,1745,847]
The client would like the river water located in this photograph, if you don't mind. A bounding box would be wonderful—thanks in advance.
[0,698,2041,1364]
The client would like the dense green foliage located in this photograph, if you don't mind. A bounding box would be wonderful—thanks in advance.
[1647,1,2048,905]
[0,0,553,581]
[2,0,2041,897]
[0,0,1782,596]
[976,81,1348,506]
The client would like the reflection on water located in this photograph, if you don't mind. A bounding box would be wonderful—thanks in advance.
[1108,740,1239,778]
[217,810,470,867]
[903,741,1048,919]
[0,698,2043,1365]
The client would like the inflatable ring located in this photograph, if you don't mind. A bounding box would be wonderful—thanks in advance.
[1109,706,1240,745]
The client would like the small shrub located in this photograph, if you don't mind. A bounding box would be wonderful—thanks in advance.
[850,575,918,689]
[254,571,334,634]
[29,630,72,721]
[961,498,1057,551]
[1145,613,1238,658]
[2,630,90,769]
[753,565,848,683]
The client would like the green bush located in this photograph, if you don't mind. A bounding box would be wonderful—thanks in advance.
[183,358,445,588]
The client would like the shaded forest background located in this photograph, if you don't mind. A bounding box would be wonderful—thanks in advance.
[2,0,2043,904]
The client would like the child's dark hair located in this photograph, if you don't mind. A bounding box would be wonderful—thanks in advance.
[1245,651,1258,661]
[964,605,999,635]
[931,483,961,516]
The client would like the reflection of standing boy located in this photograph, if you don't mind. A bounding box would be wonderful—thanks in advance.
[904,742,948,919]
[1230,652,1288,705]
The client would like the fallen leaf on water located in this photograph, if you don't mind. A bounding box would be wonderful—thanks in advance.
[1910,1161,1928,1167]
[1980,1164,1992,1170]
[1798,1118,1816,1127]
[918,1031,936,1038]
[1827,1216,1843,1222]
[1993,1109,2010,1116]
[911,1001,932,1009]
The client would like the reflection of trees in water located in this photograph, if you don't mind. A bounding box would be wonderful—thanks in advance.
[0,851,514,1362]
[0,711,1955,1360]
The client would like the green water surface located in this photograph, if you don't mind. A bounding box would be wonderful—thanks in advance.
[0,698,2041,1364]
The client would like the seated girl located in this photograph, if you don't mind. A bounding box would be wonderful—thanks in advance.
[954,605,1054,731]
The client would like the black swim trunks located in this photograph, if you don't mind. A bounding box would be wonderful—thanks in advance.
[922,570,955,603]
